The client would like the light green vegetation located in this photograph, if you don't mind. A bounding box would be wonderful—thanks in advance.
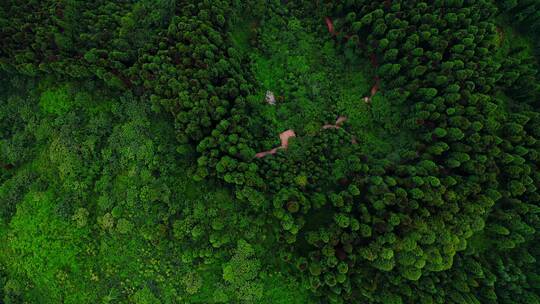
[0,77,314,303]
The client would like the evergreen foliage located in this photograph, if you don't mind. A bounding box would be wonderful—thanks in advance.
[0,0,539,303]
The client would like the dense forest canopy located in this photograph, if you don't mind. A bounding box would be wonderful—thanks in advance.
[0,0,539,303]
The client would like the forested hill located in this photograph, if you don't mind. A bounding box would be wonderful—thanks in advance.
[1,1,539,303]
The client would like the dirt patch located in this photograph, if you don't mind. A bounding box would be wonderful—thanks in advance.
[255,116,357,158]
[255,129,296,158]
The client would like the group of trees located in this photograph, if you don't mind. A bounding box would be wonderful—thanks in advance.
[1,0,539,303]
[0,74,310,303]
[284,1,540,303]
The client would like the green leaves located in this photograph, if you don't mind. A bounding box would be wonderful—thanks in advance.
[132,286,162,304]
[1,1,540,304]
[222,240,263,303]
[39,86,73,116]
[7,190,94,303]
